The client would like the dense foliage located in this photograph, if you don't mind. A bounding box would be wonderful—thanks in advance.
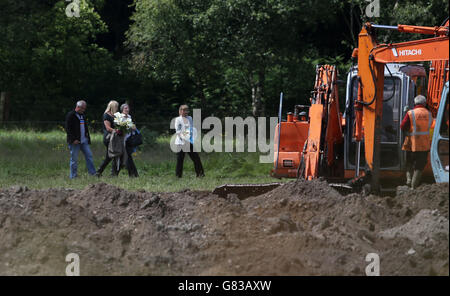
[0,0,448,129]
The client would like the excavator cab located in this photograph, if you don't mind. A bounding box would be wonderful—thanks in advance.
[344,63,428,181]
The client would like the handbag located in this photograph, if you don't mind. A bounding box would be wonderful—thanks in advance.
[126,130,143,147]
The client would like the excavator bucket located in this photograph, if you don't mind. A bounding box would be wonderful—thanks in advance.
[212,183,282,200]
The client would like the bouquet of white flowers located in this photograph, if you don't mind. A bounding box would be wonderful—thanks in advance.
[180,127,198,144]
[113,112,135,134]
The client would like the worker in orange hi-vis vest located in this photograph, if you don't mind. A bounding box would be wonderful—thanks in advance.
[400,95,435,189]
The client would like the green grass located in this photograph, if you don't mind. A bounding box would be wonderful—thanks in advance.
[0,129,288,192]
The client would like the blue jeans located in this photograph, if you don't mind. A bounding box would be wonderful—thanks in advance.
[69,142,96,179]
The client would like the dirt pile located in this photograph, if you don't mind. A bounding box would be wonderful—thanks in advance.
[0,180,448,275]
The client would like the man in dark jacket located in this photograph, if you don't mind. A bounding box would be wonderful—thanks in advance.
[65,100,96,179]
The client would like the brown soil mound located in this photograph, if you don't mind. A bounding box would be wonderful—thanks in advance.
[0,180,448,275]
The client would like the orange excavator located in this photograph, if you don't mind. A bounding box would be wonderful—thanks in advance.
[214,18,448,199]
[272,18,449,193]
[353,19,449,192]
[272,65,344,181]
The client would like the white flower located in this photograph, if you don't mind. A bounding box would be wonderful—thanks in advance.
[114,112,135,131]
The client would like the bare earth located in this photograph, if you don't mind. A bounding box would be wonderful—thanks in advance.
[0,179,448,275]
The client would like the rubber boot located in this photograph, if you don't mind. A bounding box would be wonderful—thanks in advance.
[411,170,422,189]
[406,170,412,187]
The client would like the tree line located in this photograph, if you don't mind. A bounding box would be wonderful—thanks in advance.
[0,0,448,131]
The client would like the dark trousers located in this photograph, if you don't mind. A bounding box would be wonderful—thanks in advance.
[97,140,119,176]
[120,145,138,177]
[176,144,204,177]
[405,151,429,171]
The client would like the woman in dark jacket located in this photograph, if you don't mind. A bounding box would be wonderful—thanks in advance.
[96,100,120,177]
[120,103,139,177]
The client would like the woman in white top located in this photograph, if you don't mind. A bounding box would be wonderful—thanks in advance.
[175,104,204,178]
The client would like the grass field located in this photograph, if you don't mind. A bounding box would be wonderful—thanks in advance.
[0,129,287,192]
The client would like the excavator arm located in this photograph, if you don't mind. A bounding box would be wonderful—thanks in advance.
[302,65,343,180]
[369,23,448,36]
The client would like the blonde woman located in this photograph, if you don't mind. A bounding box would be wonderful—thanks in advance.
[175,104,204,178]
[96,100,120,177]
